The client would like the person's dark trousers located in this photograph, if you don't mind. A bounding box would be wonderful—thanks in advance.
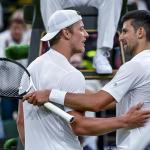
[1,97,18,120]
[83,145,93,150]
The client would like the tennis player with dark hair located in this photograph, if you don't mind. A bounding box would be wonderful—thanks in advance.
[24,10,150,149]
[20,10,150,150]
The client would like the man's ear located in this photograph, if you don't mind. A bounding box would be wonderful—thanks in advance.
[62,28,71,40]
[137,27,145,39]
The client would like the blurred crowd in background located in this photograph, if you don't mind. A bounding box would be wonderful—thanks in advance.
[0,0,32,142]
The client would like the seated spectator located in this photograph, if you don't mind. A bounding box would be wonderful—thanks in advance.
[0,9,31,120]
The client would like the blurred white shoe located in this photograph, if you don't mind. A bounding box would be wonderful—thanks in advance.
[93,48,112,74]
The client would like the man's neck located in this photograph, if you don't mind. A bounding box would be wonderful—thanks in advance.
[51,44,72,60]
[133,42,150,56]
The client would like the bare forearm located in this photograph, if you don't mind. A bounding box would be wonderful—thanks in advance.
[17,101,25,145]
[72,116,126,136]
[65,93,96,111]
[65,91,115,112]
[17,123,25,145]
[23,90,115,111]
[71,103,149,136]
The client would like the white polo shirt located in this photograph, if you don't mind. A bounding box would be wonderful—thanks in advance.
[102,50,150,150]
[21,49,85,150]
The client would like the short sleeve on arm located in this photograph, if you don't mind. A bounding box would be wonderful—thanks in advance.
[102,61,144,102]
[58,70,86,112]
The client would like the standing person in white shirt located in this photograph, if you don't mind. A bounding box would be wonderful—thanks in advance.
[24,10,150,150]
[21,10,150,150]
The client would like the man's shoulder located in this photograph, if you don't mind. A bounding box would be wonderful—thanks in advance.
[116,60,144,79]
[120,60,141,71]
[27,55,44,71]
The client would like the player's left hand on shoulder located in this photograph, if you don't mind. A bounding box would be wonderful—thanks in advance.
[22,90,50,106]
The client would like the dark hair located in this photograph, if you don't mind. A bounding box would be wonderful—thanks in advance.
[121,10,150,41]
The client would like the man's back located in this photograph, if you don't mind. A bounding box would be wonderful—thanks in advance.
[22,49,85,150]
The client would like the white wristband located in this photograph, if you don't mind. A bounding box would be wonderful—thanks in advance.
[49,89,67,105]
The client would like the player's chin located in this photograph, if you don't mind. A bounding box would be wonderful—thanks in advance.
[75,47,85,53]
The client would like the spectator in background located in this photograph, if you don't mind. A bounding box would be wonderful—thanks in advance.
[0,9,31,66]
[40,0,123,74]
[0,9,31,120]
